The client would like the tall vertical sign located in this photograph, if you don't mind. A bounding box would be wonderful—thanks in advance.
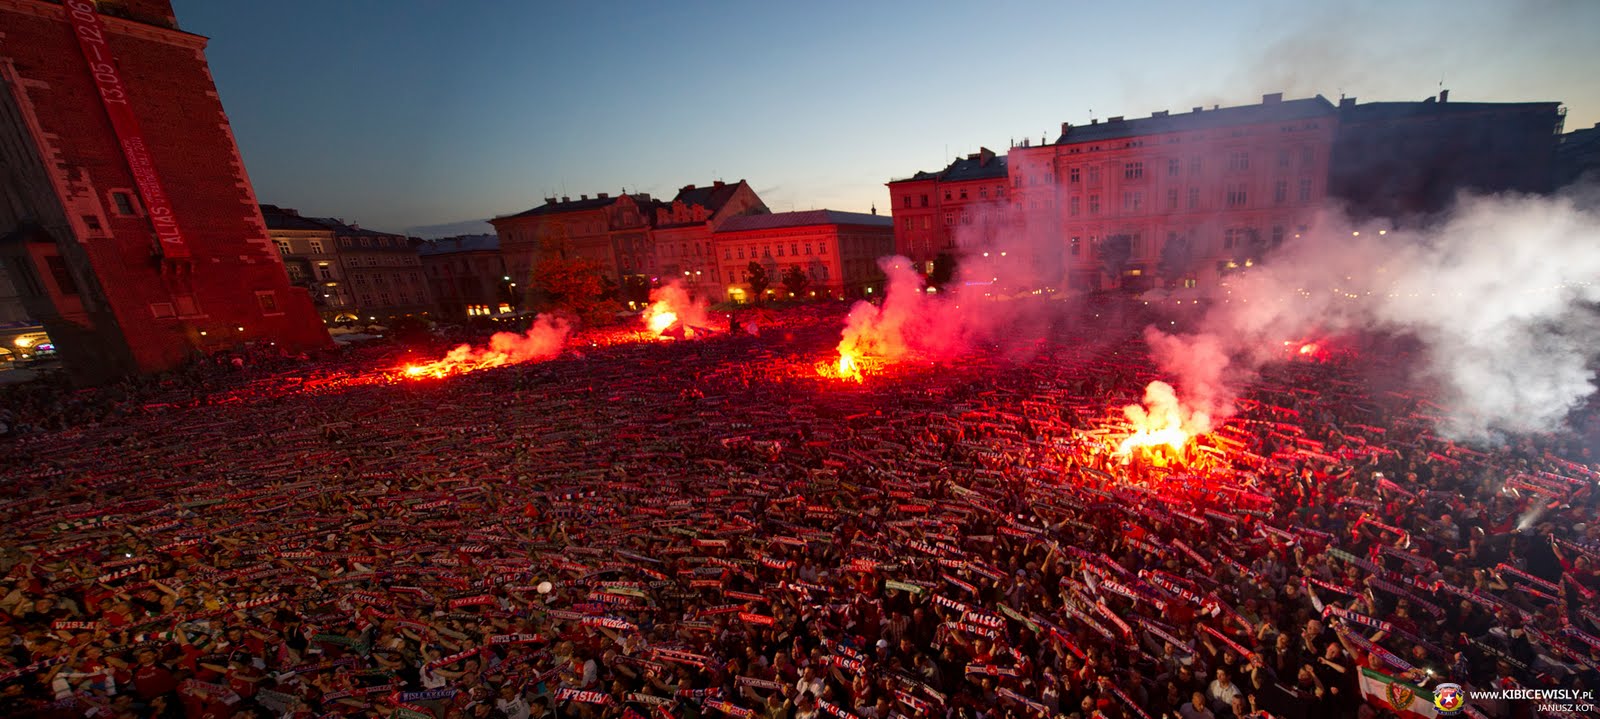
[62,0,191,259]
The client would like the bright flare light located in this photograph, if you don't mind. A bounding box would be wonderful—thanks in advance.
[836,351,862,382]
[1114,381,1206,460]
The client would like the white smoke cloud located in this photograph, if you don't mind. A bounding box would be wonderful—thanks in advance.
[1150,190,1600,441]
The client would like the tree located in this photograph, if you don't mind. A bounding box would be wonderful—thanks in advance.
[929,252,957,290]
[531,255,618,325]
[781,265,809,298]
[1099,234,1133,288]
[1157,236,1193,288]
[744,261,770,304]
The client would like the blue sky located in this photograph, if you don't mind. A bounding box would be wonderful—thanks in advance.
[173,0,1600,237]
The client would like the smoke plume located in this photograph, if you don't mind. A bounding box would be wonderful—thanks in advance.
[643,280,712,337]
[1149,190,1600,441]
[407,314,571,377]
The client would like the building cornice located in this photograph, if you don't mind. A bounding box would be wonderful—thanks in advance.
[0,0,208,50]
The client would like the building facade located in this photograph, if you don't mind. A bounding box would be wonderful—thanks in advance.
[653,180,768,297]
[1010,93,1339,292]
[712,210,895,303]
[418,234,512,321]
[1557,121,1600,188]
[492,192,654,303]
[886,148,1009,273]
[0,0,327,381]
[260,205,434,322]
[1330,92,1564,220]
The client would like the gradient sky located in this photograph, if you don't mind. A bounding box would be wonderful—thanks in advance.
[172,0,1600,237]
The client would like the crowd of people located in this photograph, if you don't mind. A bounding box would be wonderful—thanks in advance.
[1,304,1597,719]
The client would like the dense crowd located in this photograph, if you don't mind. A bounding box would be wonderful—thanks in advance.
[1,305,1597,719]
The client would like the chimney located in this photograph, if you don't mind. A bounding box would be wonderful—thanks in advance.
[580,194,588,201]
[1193,106,1203,113]
[1212,105,1219,110]
[1439,89,1449,103]
[561,196,570,203]
[1339,97,1356,109]
[597,192,609,199]
[1060,122,1070,136]
[979,147,995,166]
[639,193,651,201]
[713,180,725,188]
[1090,119,1098,125]
[681,184,696,193]
[1262,92,1283,104]
[967,152,980,161]
[351,223,360,230]
[1108,116,1124,123]
[544,197,557,204]
[1151,111,1169,118]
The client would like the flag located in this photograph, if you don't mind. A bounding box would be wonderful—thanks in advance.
[1359,668,1436,719]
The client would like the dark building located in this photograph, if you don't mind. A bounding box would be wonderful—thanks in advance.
[887,148,1009,273]
[418,235,512,321]
[1329,92,1565,220]
[0,0,327,381]
[1556,122,1600,188]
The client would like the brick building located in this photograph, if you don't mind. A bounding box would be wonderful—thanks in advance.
[491,192,654,305]
[0,0,326,381]
[712,210,895,303]
[652,180,767,297]
[1009,93,1339,292]
[418,234,512,321]
[886,148,1009,273]
[1330,92,1564,220]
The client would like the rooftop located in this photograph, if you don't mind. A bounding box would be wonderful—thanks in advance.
[1052,94,1337,145]
[496,193,649,221]
[716,209,892,233]
[890,148,1007,185]
[417,234,500,256]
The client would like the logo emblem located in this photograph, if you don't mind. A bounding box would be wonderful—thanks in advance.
[1387,682,1415,711]
[1434,683,1465,715]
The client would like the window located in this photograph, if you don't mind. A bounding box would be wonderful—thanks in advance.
[737,247,745,259]
[961,211,971,225]
[1070,237,1081,256]
[359,237,371,247]
[763,246,771,258]
[1299,178,1313,203]
[1188,187,1200,209]
[944,213,954,226]
[724,248,731,260]
[979,186,987,199]
[805,243,813,255]
[1167,159,1180,177]
[1122,191,1142,212]
[1301,147,1314,167]
[818,243,826,255]
[902,196,911,209]
[920,195,929,208]
[1189,158,1202,176]
[1226,184,1248,207]
[110,191,137,216]
[1123,161,1144,180]
[1228,151,1249,171]
[341,238,353,248]
[1069,167,1081,183]
[920,217,929,230]
[1278,149,1291,168]
[83,215,102,231]
[1087,167,1100,184]
[256,290,280,314]
[1274,180,1288,205]
[275,240,291,254]
[317,266,333,280]
[959,188,968,200]
[944,190,952,201]
[1088,195,1100,215]
[1167,188,1178,210]
[1070,197,1080,217]
[46,255,79,295]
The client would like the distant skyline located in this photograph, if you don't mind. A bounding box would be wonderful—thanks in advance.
[173,0,1600,237]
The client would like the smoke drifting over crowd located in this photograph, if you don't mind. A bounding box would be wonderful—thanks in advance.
[404,314,571,378]
[643,280,712,339]
[1150,190,1600,441]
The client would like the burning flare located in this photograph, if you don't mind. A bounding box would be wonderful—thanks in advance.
[835,350,863,382]
[401,314,571,379]
[1115,381,1210,459]
[642,280,710,340]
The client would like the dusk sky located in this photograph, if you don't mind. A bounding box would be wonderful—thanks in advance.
[173,0,1600,238]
